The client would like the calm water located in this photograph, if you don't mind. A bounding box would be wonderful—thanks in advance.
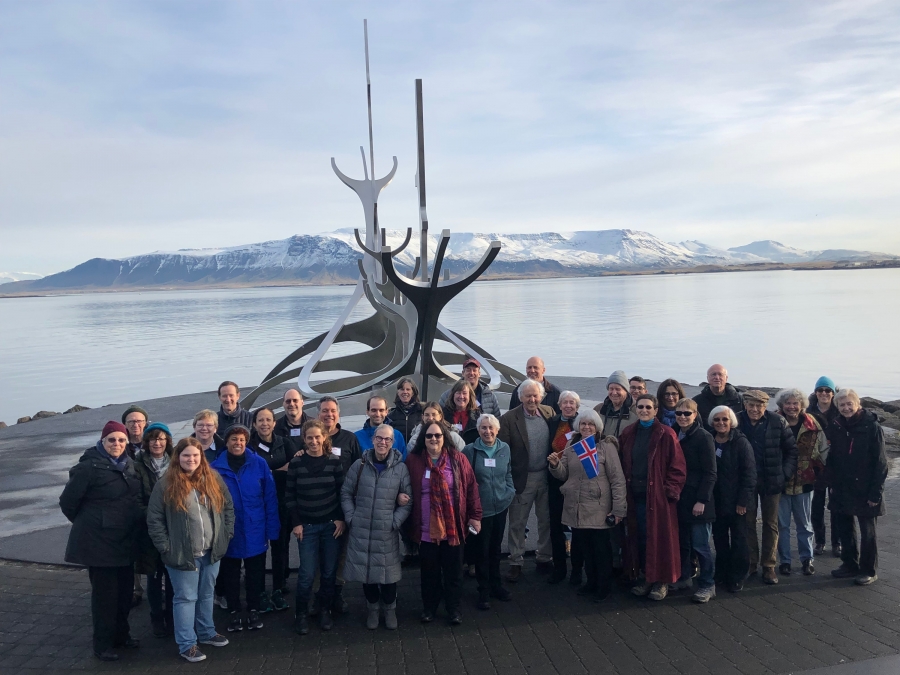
[1,269,898,425]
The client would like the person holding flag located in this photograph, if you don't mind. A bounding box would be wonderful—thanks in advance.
[548,410,626,603]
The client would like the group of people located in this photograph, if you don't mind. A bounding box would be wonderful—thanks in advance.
[59,360,889,664]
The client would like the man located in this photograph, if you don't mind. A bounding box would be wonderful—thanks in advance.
[593,371,638,438]
[355,396,408,459]
[316,396,362,615]
[121,405,148,460]
[498,379,555,581]
[274,389,309,453]
[218,381,252,430]
[508,357,562,414]
[737,390,798,585]
[629,376,647,400]
[439,358,501,416]
[693,365,744,431]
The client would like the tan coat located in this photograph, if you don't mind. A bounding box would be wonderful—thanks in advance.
[549,434,627,529]
[592,400,639,439]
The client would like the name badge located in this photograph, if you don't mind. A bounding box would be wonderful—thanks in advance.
[290,428,303,437]
[332,447,341,457]
[258,443,270,453]
[452,424,463,432]
[484,458,497,468]
[565,431,574,440]
[715,447,723,458]
[425,469,431,479]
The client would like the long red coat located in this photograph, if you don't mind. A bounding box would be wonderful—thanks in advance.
[619,421,687,584]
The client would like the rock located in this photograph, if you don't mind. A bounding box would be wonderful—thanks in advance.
[860,396,884,410]
[879,414,900,432]
[64,405,90,414]
[17,416,32,424]
[31,411,59,420]
[882,400,900,414]
[0,422,6,429]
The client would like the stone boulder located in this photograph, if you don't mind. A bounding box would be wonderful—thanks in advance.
[31,411,59,420]
[861,397,884,410]
[877,413,900,432]
[0,421,7,429]
[17,416,31,424]
[64,405,91,414]
[882,400,900,414]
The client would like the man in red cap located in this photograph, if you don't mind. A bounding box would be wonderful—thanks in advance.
[439,357,501,417]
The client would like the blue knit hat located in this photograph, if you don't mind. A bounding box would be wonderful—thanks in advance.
[143,421,172,440]
[814,376,837,393]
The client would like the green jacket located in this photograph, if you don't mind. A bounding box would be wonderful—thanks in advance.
[146,473,235,571]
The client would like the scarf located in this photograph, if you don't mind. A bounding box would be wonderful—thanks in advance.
[97,441,127,472]
[474,436,499,458]
[149,454,169,478]
[428,452,459,546]
[451,410,469,428]
[639,419,654,429]
[661,408,677,428]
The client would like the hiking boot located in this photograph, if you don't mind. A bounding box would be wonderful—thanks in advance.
[319,608,334,631]
[648,583,668,601]
[505,565,522,583]
[258,592,275,614]
[199,634,229,647]
[366,602,380,630]
[831,564,860,579]
[692,586,716,604]
[762,567,779,585]
[180,645,206,663]
[271,589,289,611]
[226,612,243,632]
[490,586,512,602]
[631,580,652,597]
[855,574,878,586]
[383,601,398,630]
[247,610,263,630]
[293,613,309,635]
[779,563,791,576]
[802,560,815,576]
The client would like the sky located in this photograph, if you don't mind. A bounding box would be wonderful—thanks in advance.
[2,1,900,275]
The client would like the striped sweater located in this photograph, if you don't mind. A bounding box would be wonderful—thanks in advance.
[285,453,345,527]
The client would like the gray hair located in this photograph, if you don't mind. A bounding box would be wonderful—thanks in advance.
[476,414,500,432]
[317,396,340,413]
[775,388,807,411]
[517,378,546,400]
[835,388,860,404]
[573,409,604,432]
[374,423,394,439]
[558,390,581,407]
[708,405,738,429]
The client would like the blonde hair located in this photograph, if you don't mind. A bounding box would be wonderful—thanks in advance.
[193,409,218,428]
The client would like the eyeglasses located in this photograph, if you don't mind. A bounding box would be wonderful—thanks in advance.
[125,420,145,426]
[815,388,833,394]
[664,392,680,398]
[674,411,694,417]
[149,437,167,444]
[635,404,655,410]
[195,424,215,430]
[374,436,393,443]
[712,417,731,424]
[424,433,443,440]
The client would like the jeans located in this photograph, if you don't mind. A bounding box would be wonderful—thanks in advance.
[167,552,221,653]
[507,471,552,565]
[778,492,814,564]
[419,540,464,614]
[832,513,878,577]
[473,510,508,594]
[363,583,397,604]
[811,487,839,549]
[548,474,570,575]
[88,565,134,653]
[680,522,714,588]
[573,528,612,597]
[296,522,341,613]
[712,512,750,585]
[220,551,266,613]
[146,566,174,625]
[746,492,780,570]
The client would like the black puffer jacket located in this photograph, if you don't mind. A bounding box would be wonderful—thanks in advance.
[738,411,798,495]
[693,384,744,432]
[59,444,143,567]
[825,409,888,518]
[676,421,717,523]
[133,449,171,574]
[712,429,756,517]
[386,402,423,444]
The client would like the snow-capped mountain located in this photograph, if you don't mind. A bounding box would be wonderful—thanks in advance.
[4,230,897,292]
[0,271,43,285]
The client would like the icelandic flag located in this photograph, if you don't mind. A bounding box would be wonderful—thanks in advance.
[574,434,599,479]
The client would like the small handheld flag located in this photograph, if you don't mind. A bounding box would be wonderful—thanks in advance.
[574,434,599,479]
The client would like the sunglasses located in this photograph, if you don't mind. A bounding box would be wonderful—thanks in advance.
[674,411,694,417]
[712,417,731,423]
[815,388,833,394]
[424,433,443,440]
[635,404,655,410]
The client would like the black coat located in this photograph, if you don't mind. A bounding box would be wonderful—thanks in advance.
[59,444,143,567]
[133,449,171,574]
[806,398,840,441]
[738,410,798,496]
[509,378,562,415]
[218,404,252,432]
[274,412,310,454]
[386,402,423,444]
[825,409,888,518]
[693,384,744,432]
[329,426,363,477]
[442,405,480,445]
[249,433,296,507]
[676,422,717,523]
[712,429,757,517]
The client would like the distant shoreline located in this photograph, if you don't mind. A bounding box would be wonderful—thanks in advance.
[2,258,898,299]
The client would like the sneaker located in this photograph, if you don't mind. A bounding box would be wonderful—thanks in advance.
[259,592,275,614]
[802,560,815,576]
[831,564,860,579]
[855,574,878,586]
[648,583,668,601]
[214,595,229,610]
[779,563,791,576]
[814,543,825,556]
[247,610,263,630]
[691,586,716,604]
[271,589,289,611]
[293,613,309,636]
[180,645,207,663]
[631,580,652,597]
[199,634,229,647]
[670,578,693,592]
[226,612,243,632]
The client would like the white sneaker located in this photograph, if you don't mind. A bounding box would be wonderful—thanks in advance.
[214,595,229,610]
[648,582,668,601]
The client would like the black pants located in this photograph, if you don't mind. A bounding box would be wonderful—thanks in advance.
[811,487,839,549]
[220,552,267,613]
[146,566,174,625]
[473,510,507,594]
[548,475,570,575]
[832,513,878,577]
[573,528,612,597]
[363,583,397,604]
[88,565,134,653]
[270,511,292,591]
[712,512,750,585]
[419,541,463,614]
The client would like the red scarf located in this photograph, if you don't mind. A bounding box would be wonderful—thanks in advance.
[428,452,459,546]
[451,410,468,428]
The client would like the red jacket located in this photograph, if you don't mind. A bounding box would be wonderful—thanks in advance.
[619,420,687,584]
[404,447,483,545]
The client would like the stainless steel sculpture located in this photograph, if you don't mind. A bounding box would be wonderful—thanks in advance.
[243,22,525,410]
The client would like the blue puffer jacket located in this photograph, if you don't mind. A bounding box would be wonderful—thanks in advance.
[355,420,408,460]
[211,449,280,559]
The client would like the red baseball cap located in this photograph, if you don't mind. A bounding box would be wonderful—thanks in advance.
[462,357,481,369]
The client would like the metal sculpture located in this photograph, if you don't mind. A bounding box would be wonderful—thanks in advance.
[243,22,525,410]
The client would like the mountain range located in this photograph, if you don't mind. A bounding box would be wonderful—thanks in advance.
[4,229,897,292]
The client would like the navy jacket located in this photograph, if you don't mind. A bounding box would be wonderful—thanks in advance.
[355,420,408,460]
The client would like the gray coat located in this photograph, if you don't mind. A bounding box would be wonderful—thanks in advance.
[146,473,235,571]
[341,449,412,585]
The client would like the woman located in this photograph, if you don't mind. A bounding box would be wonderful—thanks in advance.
[548,410,626,603]
[826,389,888,586]
[619,394,686,602]
[442,380,480,445]
[285,420,346,635]
[386,377,424,444]
[210,425,280,633]
[191,410,223,464]
[341,424,412,629]
[656,379,687,428]
[408,402,466,450]
[807,376,840,557]
[547,391,582,585]
[775,389,826,577]
[708,405,756,593]
[134,422,175,637]
[463,414,515,609]
[146,437,235,663]
[671,399,717,603]
[406,422,482,625]
[250,407,296,612]
[59,421,143,662]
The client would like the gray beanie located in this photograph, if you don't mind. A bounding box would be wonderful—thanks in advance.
[607,370,629,391]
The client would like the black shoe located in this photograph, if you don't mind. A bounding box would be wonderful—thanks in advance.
[832,544,842,558]
[319,608,334,631]
[831,564,859,579]
[535,561,553,575]
[293,613,309,635]
[307,596,321,617]
[420,610,435,623]
[227,612,243,632]
[779,563,791,576]
[477,593,491,611]
[115,637,139,649]
[247,610,263,630]
[151,617,166,638]
[547,570,568,584]
[802,560,815,576]
[592,589,611,604]
[569,569,583,586]
[814,543,825,556]
[332,589,349,615]
[448,610,462,625]
[94,649,119,662]
[727,581,744,593]
[490,587,512,602]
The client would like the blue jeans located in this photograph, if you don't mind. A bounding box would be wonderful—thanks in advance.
[295,522,341,613]
[166,552,220,654]
[679,522,715,588]
[778,492,814,564]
